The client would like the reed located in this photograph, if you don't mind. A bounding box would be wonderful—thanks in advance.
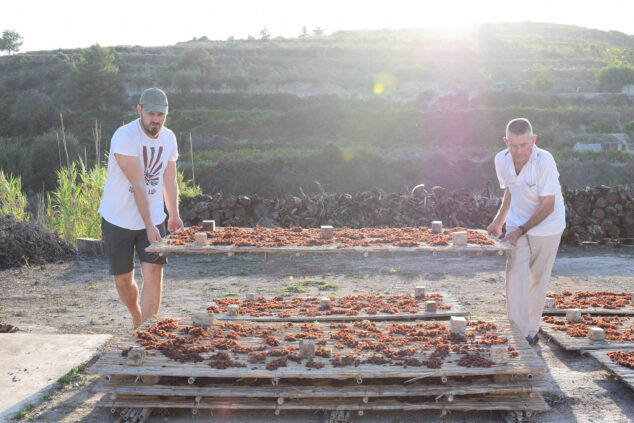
[0,170,29,220]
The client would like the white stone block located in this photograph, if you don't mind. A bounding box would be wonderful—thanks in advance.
[415,286,426,299]
[544,297,556,308]
[588,327,605,341]
[227,304,239,316]
[450,316,466,334]
[566,309,582,322]
[320,298,331,310]
[202,220,216,231]
[192,310,215,327]
[425,301,437,313]
[452,231,468,246]
[320,225,334,239]
[431,221,443,233]
[246,293,256,301]
[194,232,208,246]
[490,345,508,364]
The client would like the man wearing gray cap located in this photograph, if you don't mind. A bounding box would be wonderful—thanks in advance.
[99,87,184,328]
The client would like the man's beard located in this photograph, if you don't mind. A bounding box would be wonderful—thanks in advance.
[143,121,160,136]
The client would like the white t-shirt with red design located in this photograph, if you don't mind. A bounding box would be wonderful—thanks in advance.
[98,119,178,230]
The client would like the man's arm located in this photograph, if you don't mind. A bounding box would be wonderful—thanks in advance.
[163,161,184,233]
[502,195,555,246]
[115,153,162,244]
[487,188,511,238]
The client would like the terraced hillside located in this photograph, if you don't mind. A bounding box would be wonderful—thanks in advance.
[1,22,633,196]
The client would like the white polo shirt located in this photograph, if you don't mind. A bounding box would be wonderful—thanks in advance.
[494,145,565,236]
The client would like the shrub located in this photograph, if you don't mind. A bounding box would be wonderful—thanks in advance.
[623,120,634,133]
[591,120,613,133]
[532,74,554,92]
[596,64,634,88]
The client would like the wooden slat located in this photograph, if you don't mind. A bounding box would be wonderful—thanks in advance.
[540,326,634,352]
[90,319,547,379]
[587,349,634,391]
[543,307,634,316]
[95,374,552,398]
[97,392,550,412]
[213,292,468,322]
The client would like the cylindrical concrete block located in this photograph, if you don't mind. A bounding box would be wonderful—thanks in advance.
[425,301,437,313]
[588,327,605,341]
[490,345,508,363]
[319,298,331,310]
[202,220,216,231]
[320,225,334,239]
[450,316,466,334]
[431,221,443,234]
[246,293,256,301]
[566,309,582,322]
[194,232,208,246]
[299,341,316,359]
[227,304,239,316]
[414,286,426,299]
[127,348,146,365]
[544,297,556,308]
[452,231,468,246]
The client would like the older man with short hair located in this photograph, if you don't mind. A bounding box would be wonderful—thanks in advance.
[487,118,565,345]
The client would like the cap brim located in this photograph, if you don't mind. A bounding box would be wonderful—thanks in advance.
[141,104,168,114]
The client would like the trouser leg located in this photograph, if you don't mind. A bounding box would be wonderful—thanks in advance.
[505,227,531,337]
[527,232,562,337]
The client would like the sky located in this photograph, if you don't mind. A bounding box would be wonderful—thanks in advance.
[1,0,633,52]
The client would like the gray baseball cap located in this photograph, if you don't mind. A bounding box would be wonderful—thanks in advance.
[139,87,168,114]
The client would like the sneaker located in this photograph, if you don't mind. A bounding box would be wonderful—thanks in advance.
[526,334,539,346]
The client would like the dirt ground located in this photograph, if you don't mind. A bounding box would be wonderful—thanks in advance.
[1,246,633,423]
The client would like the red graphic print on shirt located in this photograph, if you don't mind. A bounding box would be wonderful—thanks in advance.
[143,146,163,186]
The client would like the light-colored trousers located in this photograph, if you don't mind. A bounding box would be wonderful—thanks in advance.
[505,228,562,338]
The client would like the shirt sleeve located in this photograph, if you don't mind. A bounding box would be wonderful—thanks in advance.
[537,156,560,197]
[494,153,507,189]
[168,132,178,162]
[110,128,138,157]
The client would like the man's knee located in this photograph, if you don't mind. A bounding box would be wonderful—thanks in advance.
[114,272,134,289]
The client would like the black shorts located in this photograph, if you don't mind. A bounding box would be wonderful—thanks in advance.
[101,218,167,275]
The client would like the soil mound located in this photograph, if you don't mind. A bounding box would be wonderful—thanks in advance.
[0,215,76,270]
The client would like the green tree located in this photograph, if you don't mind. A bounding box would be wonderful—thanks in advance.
[591,120,613,134]
[180,47,214,74]
[596,64,634,89]
[10,89,57,136]
[172,70,197,94]
[313,27,325,37]
[622,120,634,133]
[259,26,271,41]
[532,74,553,92]
[71,44,119,107]
[27,130,80,190]
[0,30,23,55]
[299,26,309,39]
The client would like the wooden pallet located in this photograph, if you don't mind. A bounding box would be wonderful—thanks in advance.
[97,392,550,413]
[146,228,510,256]
[587,349,634,392]
[95,373,552,399]
[543,307,634,316]
[540,326,634,352]
[212,292,469,322]
[91,319,546,380]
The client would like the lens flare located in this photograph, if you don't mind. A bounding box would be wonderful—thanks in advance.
[342,149,354,161]
[373,72,398,96]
